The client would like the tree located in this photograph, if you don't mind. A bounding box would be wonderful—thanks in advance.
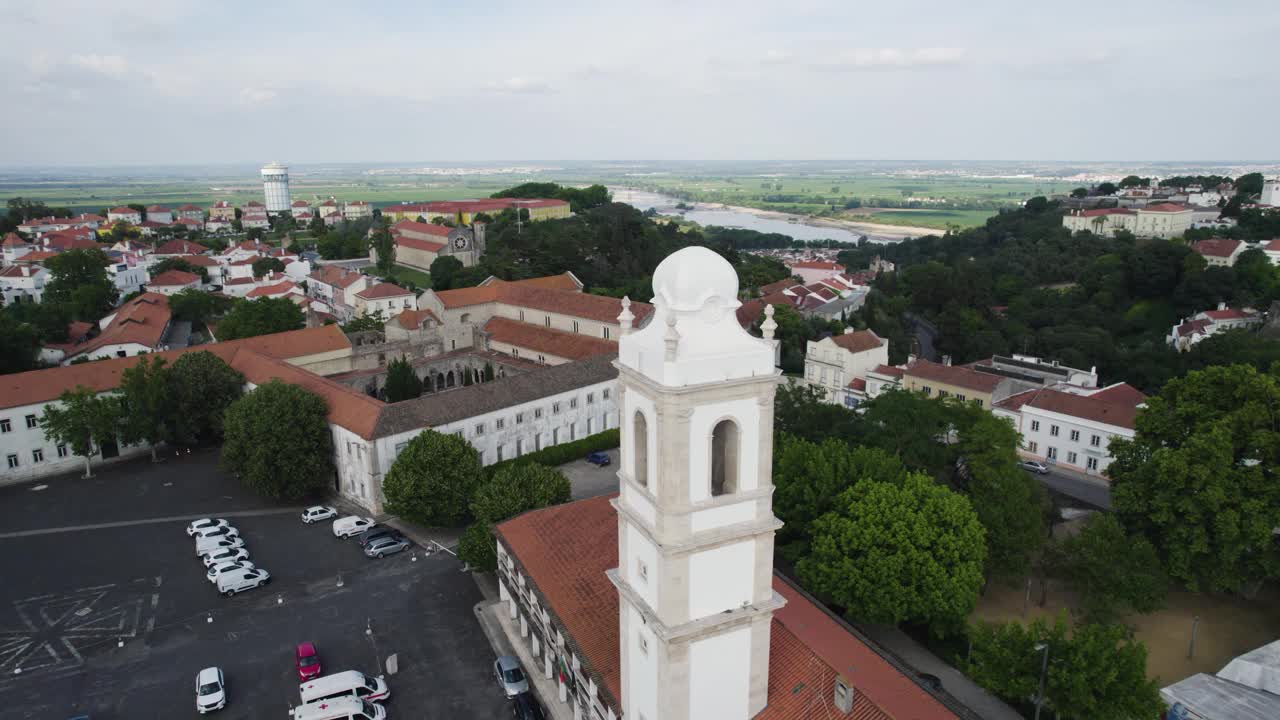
[251,256,285,278]
[1096,181,1117,195]
[341,311,385,334]
[222,381,331,500]
[1110,364,1280,593]
[166,351,244,446]
[370,219,396,275]
[214,297,304,340]
[457,521,498,571]
[118,356,172,462]
[42,248,118,322]
[964,615,1163,720]
[383,430,484,526]
[459,463,572,571]
[39,386,122,478]
[1118,175,1150,189]
[151,257,209,283]
[0,308,41,374]
[797,473,986,632]
[859,389,955,476]
[1055,513,1166,623]
[384,355,422,402]
[430,255,464,291]
[1069,187,1088,198]
[773,381,861,443]
[772,433,907,562]
[1235,172,1265,196]
[168,288,231,324]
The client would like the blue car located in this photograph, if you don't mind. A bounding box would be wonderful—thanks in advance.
[586,451,611,467]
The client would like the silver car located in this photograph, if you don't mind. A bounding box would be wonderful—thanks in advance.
[494,656,528,698]
[1020,460,1050,475]
[363,536,410,558]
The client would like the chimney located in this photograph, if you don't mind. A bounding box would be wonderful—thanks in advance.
[907,353,917,364]
[942,355,952,367]
[21,266,30,277]
[1217,301,1227,311]
[843,326,854,334]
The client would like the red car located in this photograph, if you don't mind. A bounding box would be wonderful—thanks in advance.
[295,641,322,681]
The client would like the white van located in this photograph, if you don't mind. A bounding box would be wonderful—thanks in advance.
[196,535,245,557]
[299,670,390,704]
[215,567,270,596]
[292,696,385,720]
[332,516,374,539]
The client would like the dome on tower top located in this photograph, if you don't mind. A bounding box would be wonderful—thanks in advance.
[652,246,739,313]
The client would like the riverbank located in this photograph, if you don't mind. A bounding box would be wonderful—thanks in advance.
[692,201,943,240]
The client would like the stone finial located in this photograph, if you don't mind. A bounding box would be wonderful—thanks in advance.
[663,312,680,362]
[761,304,777,340]
[618,296,635,336]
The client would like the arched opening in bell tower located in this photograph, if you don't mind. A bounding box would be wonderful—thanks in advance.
[633,410,649,489]
[710,419,740,496]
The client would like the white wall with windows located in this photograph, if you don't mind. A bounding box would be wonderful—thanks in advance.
[0,399,149,486]
[1003,406,1134,476]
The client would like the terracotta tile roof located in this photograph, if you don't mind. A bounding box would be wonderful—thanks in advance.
[1021,388,1141,430]
[108,207,137,214]
[155,239,208,255]
[1201,308,1256,321]
[484,317,618,360]
[495,495,956,720]
[17,250,58,263]
[147,269,200,287]
[498,283,653,324]
[1192,238,1242,258]
[435,285,501,309]
[1077,208,1134,217]
[1143,202,1189,213]
[830,330,885,353]
[177,204,202,212]
[244,201,264,207]
[993,389,1037,413]
[758,278,796,295]
[394,308,440,329]
[211,201,232,209]
[2,233,26,247]
[64,293,172,359]
[1088,382,1147,406]
[246,280,300,298]
[228,349,383,438]
[494,272,581,292]
[309,265,365,289]
[172,254,219,267]
[0,324,351,412]
[42,234,99,251]
[291,200,310,207]
[392,219,452,238]
[395,235,446,253]
[736,298,766,327]
[1264,239,1280,252]
[787,260,844,271]
[145,205,169,212]
[904,359,1003,393]
[847,377,867,391]
[355,282,412,300]
[224,277,255,286]
[1176,318,1211,337]
[0,265,45,278]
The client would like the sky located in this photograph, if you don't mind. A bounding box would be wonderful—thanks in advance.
[2,0,1278,166]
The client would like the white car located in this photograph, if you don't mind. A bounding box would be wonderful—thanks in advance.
[187,518,229,537]
[217,567,271,597]
[196,536,246,557]
[301,506,337,524]
[206,560,256,584]
[196,666,226,713]
[332,516,374,539]
[192,525,240,541]
[203,547,250,567]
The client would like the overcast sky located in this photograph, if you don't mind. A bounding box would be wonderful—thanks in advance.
[2,0,1277,166]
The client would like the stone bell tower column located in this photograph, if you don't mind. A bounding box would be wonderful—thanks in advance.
[609,246,785,720]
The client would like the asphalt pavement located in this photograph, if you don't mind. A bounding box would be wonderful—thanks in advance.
[0,452,508,720]
[1035,466,1113,510]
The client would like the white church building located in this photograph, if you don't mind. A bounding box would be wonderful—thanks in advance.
[493,247,956,720]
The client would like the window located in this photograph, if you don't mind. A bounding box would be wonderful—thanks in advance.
[710,419,740,497]
[587,417,594,434]
[454,430,464,438]
[474,423,485,436]
[537,354,546,365]
[820,368,827,383]
[1030,420,1040,432]
[1027,441,1038,453]
[544,316,551,327]
[1067,451,1077,464]
[587,393,595,405]
[394,441,407,458]
[569,398,578,409]
[1086,457,1099,471]
[495,418,505,430]
[57,444,68,458]
[922,386,932,396]
[116,350,127,358]
[534,408,542,419]
[1047,447,1058,460]
[1090,435,1101,447]
[573,320,580,333]
[938,390,948,398]
[518,310,525,321]
[516,438,524,456]
[0,419,10,433]
[553,402,561,415]
[603,327,610,340]
[603,388,611,400]
[32,449,43,463]
[516,413,524,425]
[956,394,966,402]
[25,414,37,429]
[1069,430,1080,442]
[637,558,648,583]
[1049,425,1060,437]
[5,454,16,469]
[496,445,504,462]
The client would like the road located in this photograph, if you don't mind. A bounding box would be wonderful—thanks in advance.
[1036,466,1112,510]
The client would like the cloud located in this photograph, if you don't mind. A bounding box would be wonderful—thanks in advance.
[67,53,131,79]
[485,76,553,95]
[239,87,278,106]
[812,47,968,71]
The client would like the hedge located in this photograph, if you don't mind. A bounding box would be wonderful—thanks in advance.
[486,428,619,477]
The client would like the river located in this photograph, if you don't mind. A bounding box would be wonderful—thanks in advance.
[609,187,904,244]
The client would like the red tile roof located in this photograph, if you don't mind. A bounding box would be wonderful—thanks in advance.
[64,293,172,359]
[1264,239,1280,252]
[155,239,208,255]
[1192,238,1242,258]
[482,272,581,292]
[787,260,844,271]
[392,219,451,238]
[2,233,27,247]
[147,269,200,287]
[177,204,202,212]
[395,235,446,253]
[1201,307,1254,321]
[830,330,885,354]
[171,254,219,267]
[309,265,365,289]
[904,359,1003,393]
[1077,208,1134,217]
[484,317,618,360]
[495,495,956,720]
[1088,382,1147,406]
[291,200,310,207]
[108,206,137,214]
[17,250,58,263]
[758,278,797,295]
[355,282,413,300]
[1143,202,1189,213]
[224,277,256,286]
[1019,388,1142,430]
[870,364,904,379]
[847,377,867,391]
[246,280,300,298]
[393,308,440,329]
[434,278,652,324]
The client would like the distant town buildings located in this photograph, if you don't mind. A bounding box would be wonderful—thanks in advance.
[1062,203,1195,239]
[1167,303,1263,351]
[380,198,570,224]
[1191,238,1245,266]
[803,329,888,406]
[994,382,1146,476]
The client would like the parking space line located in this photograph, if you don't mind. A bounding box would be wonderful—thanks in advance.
[0,507,306,539]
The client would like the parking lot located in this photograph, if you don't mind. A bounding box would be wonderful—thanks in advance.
[0,451,507,719]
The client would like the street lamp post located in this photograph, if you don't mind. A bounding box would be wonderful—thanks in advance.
[1033,642,1050,720]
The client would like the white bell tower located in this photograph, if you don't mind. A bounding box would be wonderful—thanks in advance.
[609,246,785,720]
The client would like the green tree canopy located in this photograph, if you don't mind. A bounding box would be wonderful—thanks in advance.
[151,257,209,283]
[370,219,395,275]
[222,381,332,500]
[1053,513,1167,623]
[459,463,571,571]
[430,255,465,291]
[964,615,1163,720]
[383,354,422,402]
[773,382,861,443]
[383,430,484,526]
[0,308,41,375]
[118,356,172,462]
[168,288,231,324]
[797,473,986,633]
[251,256,286,278]
[1069,187,1088,198]
[341,310,385,334]
[1096,181,1117,195]
[1235,172,1265,196]
[39,385,122,478]
[1111,364,1280,593]
[214,297,304,341]
[166,350,244,446]
[42,248,119,322]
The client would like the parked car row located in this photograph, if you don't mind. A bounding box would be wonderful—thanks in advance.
[494,656,546,719]
[197,647,390,717]
[187,518,271,598]
[302,507,412,559]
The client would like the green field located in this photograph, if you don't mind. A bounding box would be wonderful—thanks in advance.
[847,208,998,230]
[363,264,432,290]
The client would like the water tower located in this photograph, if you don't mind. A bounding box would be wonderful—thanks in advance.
[260,162,291,214]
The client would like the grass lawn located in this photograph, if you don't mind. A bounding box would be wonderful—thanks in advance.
[848,208,996,230]
[363,264,431,289]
